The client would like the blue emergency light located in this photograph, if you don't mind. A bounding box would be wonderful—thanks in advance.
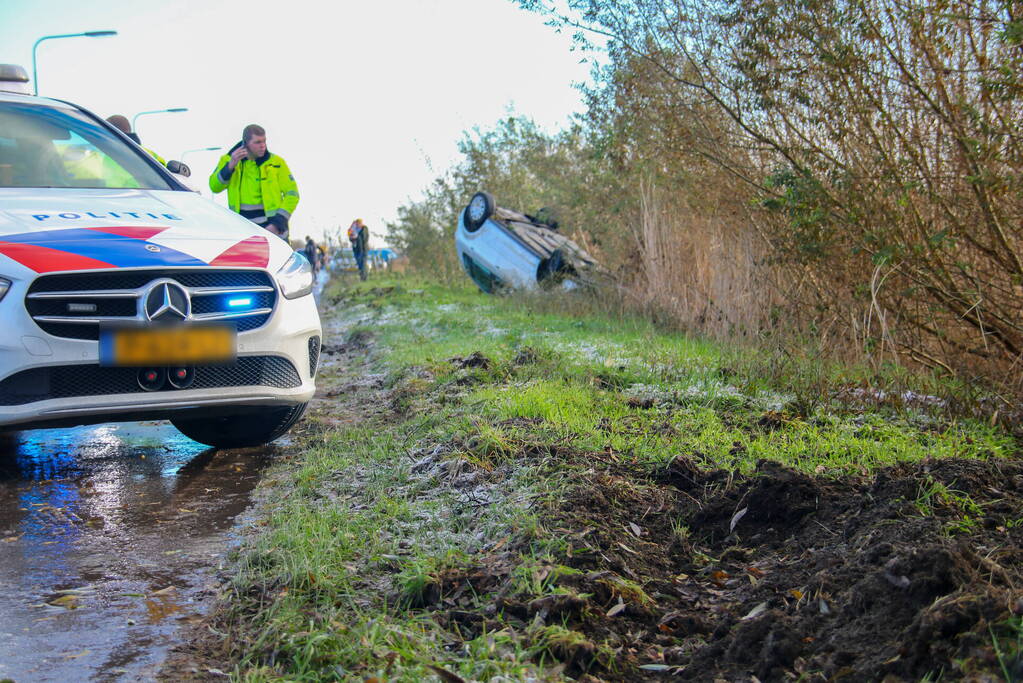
[228,297,253,308]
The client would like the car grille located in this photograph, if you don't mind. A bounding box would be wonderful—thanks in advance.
[308,335,321,377]
[0,356,302,407]
[25,269,277,340]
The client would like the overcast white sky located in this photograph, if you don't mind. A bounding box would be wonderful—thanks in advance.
[0,0,592,244]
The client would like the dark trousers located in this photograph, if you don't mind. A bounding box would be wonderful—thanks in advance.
[354,247,367,280]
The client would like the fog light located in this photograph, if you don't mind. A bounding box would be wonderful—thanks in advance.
[138,368,165,391]
[167,366,194,389]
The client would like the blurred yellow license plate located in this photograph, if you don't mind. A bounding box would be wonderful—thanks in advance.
[100,325,236,366]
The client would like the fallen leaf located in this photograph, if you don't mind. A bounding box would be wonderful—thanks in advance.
[639,664,673,671]
[711,570,729,587]
[384,651,398,674]
[741,601,769,620]
[425,664,466,683]
[628,522,643,537]
[729,507,748,532]
[48,595,81,610]
[606,599,627,617]
[790,589,804,600]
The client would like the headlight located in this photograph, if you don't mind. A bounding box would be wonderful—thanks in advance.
[0,278,10,303]
[275,252,313,299]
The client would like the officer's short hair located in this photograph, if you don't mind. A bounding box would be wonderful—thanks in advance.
[242,124,266,142]
[107,115,131,135]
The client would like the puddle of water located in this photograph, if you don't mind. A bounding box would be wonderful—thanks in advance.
[0,421,274,681]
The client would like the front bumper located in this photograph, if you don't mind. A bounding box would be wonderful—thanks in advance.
[0,282,321,430]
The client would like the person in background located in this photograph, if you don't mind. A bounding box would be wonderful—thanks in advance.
[209,124,299,240]
[303,235,318,275]
[105,114,166,165]
[317,243,328,272]
[348,218,369,281]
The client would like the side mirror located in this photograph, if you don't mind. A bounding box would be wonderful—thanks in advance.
[165,160,191,177]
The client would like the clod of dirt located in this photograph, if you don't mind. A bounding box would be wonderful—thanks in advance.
[756,410,787,431]
[626,396,656,409]
[447,352,491,370]
[512,347,540,365]
[345,329,374,348]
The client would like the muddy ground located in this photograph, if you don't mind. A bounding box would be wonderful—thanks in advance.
[166,324,1023,682]
[407,438,1023,681]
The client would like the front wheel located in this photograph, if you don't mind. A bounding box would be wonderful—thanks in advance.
[463,191,496,232]
[171,403,308,448]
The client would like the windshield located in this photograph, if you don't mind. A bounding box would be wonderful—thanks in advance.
[0,100,174,190]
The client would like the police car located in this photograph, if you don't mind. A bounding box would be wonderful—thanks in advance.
[0,65,321,448]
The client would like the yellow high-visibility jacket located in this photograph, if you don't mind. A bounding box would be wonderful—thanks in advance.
[144,147,166,166]
[209,145,299,220]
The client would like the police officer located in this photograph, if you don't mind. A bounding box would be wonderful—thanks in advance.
[106,114,166,165]
[210,124,299,239]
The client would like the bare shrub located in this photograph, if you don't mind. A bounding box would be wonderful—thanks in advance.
[518,0,1023,391]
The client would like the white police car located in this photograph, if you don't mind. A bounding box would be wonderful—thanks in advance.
[0,65,321,448]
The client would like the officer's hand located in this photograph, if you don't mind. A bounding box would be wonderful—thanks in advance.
[268,214,289,235]
[227,146,248,169]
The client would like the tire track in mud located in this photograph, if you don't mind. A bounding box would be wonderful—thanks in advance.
[416,443,1023,681]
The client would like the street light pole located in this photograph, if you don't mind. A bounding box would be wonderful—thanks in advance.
[32,30,117,95]
[132,108,189,133]
[181,146,222,161]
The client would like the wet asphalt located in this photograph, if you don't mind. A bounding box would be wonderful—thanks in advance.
[0,269,330,682]
[0,422,275,682]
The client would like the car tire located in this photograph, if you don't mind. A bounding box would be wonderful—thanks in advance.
[463,191,496,232]
[171,403,308,448]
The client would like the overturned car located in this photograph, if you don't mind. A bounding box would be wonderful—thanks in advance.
[455,192,599,293]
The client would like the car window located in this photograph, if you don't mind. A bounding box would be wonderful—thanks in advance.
[0,101,174,190]
[462,253,501,293]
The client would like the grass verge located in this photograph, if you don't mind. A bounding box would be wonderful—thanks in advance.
[180,276,1023,682]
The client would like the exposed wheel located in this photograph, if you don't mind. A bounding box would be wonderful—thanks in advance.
[171,403,308,448]
[463,191,495,232]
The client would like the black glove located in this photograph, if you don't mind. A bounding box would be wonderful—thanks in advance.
[268,214,289,235]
